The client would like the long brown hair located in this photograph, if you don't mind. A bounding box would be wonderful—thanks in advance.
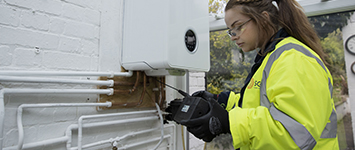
[225,0,326,62]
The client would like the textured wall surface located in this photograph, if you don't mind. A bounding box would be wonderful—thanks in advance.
[0,0,176,149]
[343,13,355,146]
[0,0,101,71]
[188,72,206,150]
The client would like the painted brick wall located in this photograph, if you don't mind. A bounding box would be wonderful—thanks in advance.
[343,13,355,145]
[188,72,234,150]
[0,0,175,150]
[188,71,206,150]
[0,0,101,71]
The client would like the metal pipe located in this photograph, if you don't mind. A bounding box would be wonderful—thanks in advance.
[82,128,160,149]
[117,135,171,150]
[81,124,176,150]
[65,114,160,149]
[0,90,4,150]
[4,115,166,150]
[4,113,175,150]
[0,70,174,150]
[3,136,69,150]
[0,70,134,149]
[113,73,147,107]
[0,88,113,150]
[131,71,140,93]
[71,116,159,150]
[65,124,77,150]
[77,110,157,150]
[0,76,114,87]
[114,81,135,86]
[0,70,133,77]
[17,102,112,150]
[138,73,146,106]
[2,88,114,95]
[151,103,164,150]
[114,71,140,94]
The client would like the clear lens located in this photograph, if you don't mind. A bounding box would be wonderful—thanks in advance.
[227,19,251,37]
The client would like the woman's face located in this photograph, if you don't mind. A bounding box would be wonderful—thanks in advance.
[225,6,259,52]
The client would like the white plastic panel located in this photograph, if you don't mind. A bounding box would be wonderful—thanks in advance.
[121,0,210,74]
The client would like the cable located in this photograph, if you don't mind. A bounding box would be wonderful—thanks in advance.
[153,78,190,97]
[181,126,186,150]
[152,78,190,150]
[153,77,179,91]
[151,103,164,150]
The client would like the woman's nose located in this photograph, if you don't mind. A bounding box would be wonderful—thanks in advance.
[230,35,239,41]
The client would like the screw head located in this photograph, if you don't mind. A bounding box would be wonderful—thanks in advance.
[34,47,40,54]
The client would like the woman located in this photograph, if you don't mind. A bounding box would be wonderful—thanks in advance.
[167,0,339,149]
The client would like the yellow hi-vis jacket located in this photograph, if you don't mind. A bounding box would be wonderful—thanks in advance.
[225,37,339,150]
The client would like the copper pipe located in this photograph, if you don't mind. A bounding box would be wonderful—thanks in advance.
[159,77,165,108]
[113,72,147,108]
[114,89,132,93]
[113,81,135,86]
[146,77,158,104]
[131,71,140,93]
[162,77,166,106]
[113,71,140,94]
[145,89,155,105]
[114,81,150,86]
[111,102,141,107]
[137,73,146,106]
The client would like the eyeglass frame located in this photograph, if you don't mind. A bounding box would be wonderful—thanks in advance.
[226,18,252,37]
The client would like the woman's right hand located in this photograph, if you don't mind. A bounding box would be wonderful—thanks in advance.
[191,90,218,100]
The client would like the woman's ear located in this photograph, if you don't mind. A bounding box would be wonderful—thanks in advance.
[261,11,270,21]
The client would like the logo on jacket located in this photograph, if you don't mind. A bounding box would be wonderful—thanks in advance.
[247,78,260,89]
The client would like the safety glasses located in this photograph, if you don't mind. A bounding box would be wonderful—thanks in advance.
[226,18,252,37]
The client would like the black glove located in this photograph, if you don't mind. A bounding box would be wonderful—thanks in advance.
[165,99,183,122]
[192,91,218,101]
[180,98,230,142]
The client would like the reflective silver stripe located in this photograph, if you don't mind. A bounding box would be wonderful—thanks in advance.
[329,78,333,99]
[321,109,337,138]
[270,103,317,149]
[260,43,336,149]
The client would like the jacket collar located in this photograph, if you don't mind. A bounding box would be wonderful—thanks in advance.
[254,28,290,63]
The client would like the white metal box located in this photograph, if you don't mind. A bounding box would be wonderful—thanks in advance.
[121,0,210,76]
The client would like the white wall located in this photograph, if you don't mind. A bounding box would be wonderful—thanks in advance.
[187,72,205,150]
[343,13,355,146]
[0,0,176,149]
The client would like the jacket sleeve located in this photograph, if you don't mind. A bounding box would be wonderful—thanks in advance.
[228,49,334,149]
[217,91,240,112]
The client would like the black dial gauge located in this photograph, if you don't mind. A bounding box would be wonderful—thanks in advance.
[345,35,355,55]
[185,29,197,53]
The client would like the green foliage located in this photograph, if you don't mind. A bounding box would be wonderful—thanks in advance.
[207,30,257,94]
[206,0,259,94]
[309,12,353,38]
[323,29,345,73]
[209,0,228,14]
[322,29,348,103]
